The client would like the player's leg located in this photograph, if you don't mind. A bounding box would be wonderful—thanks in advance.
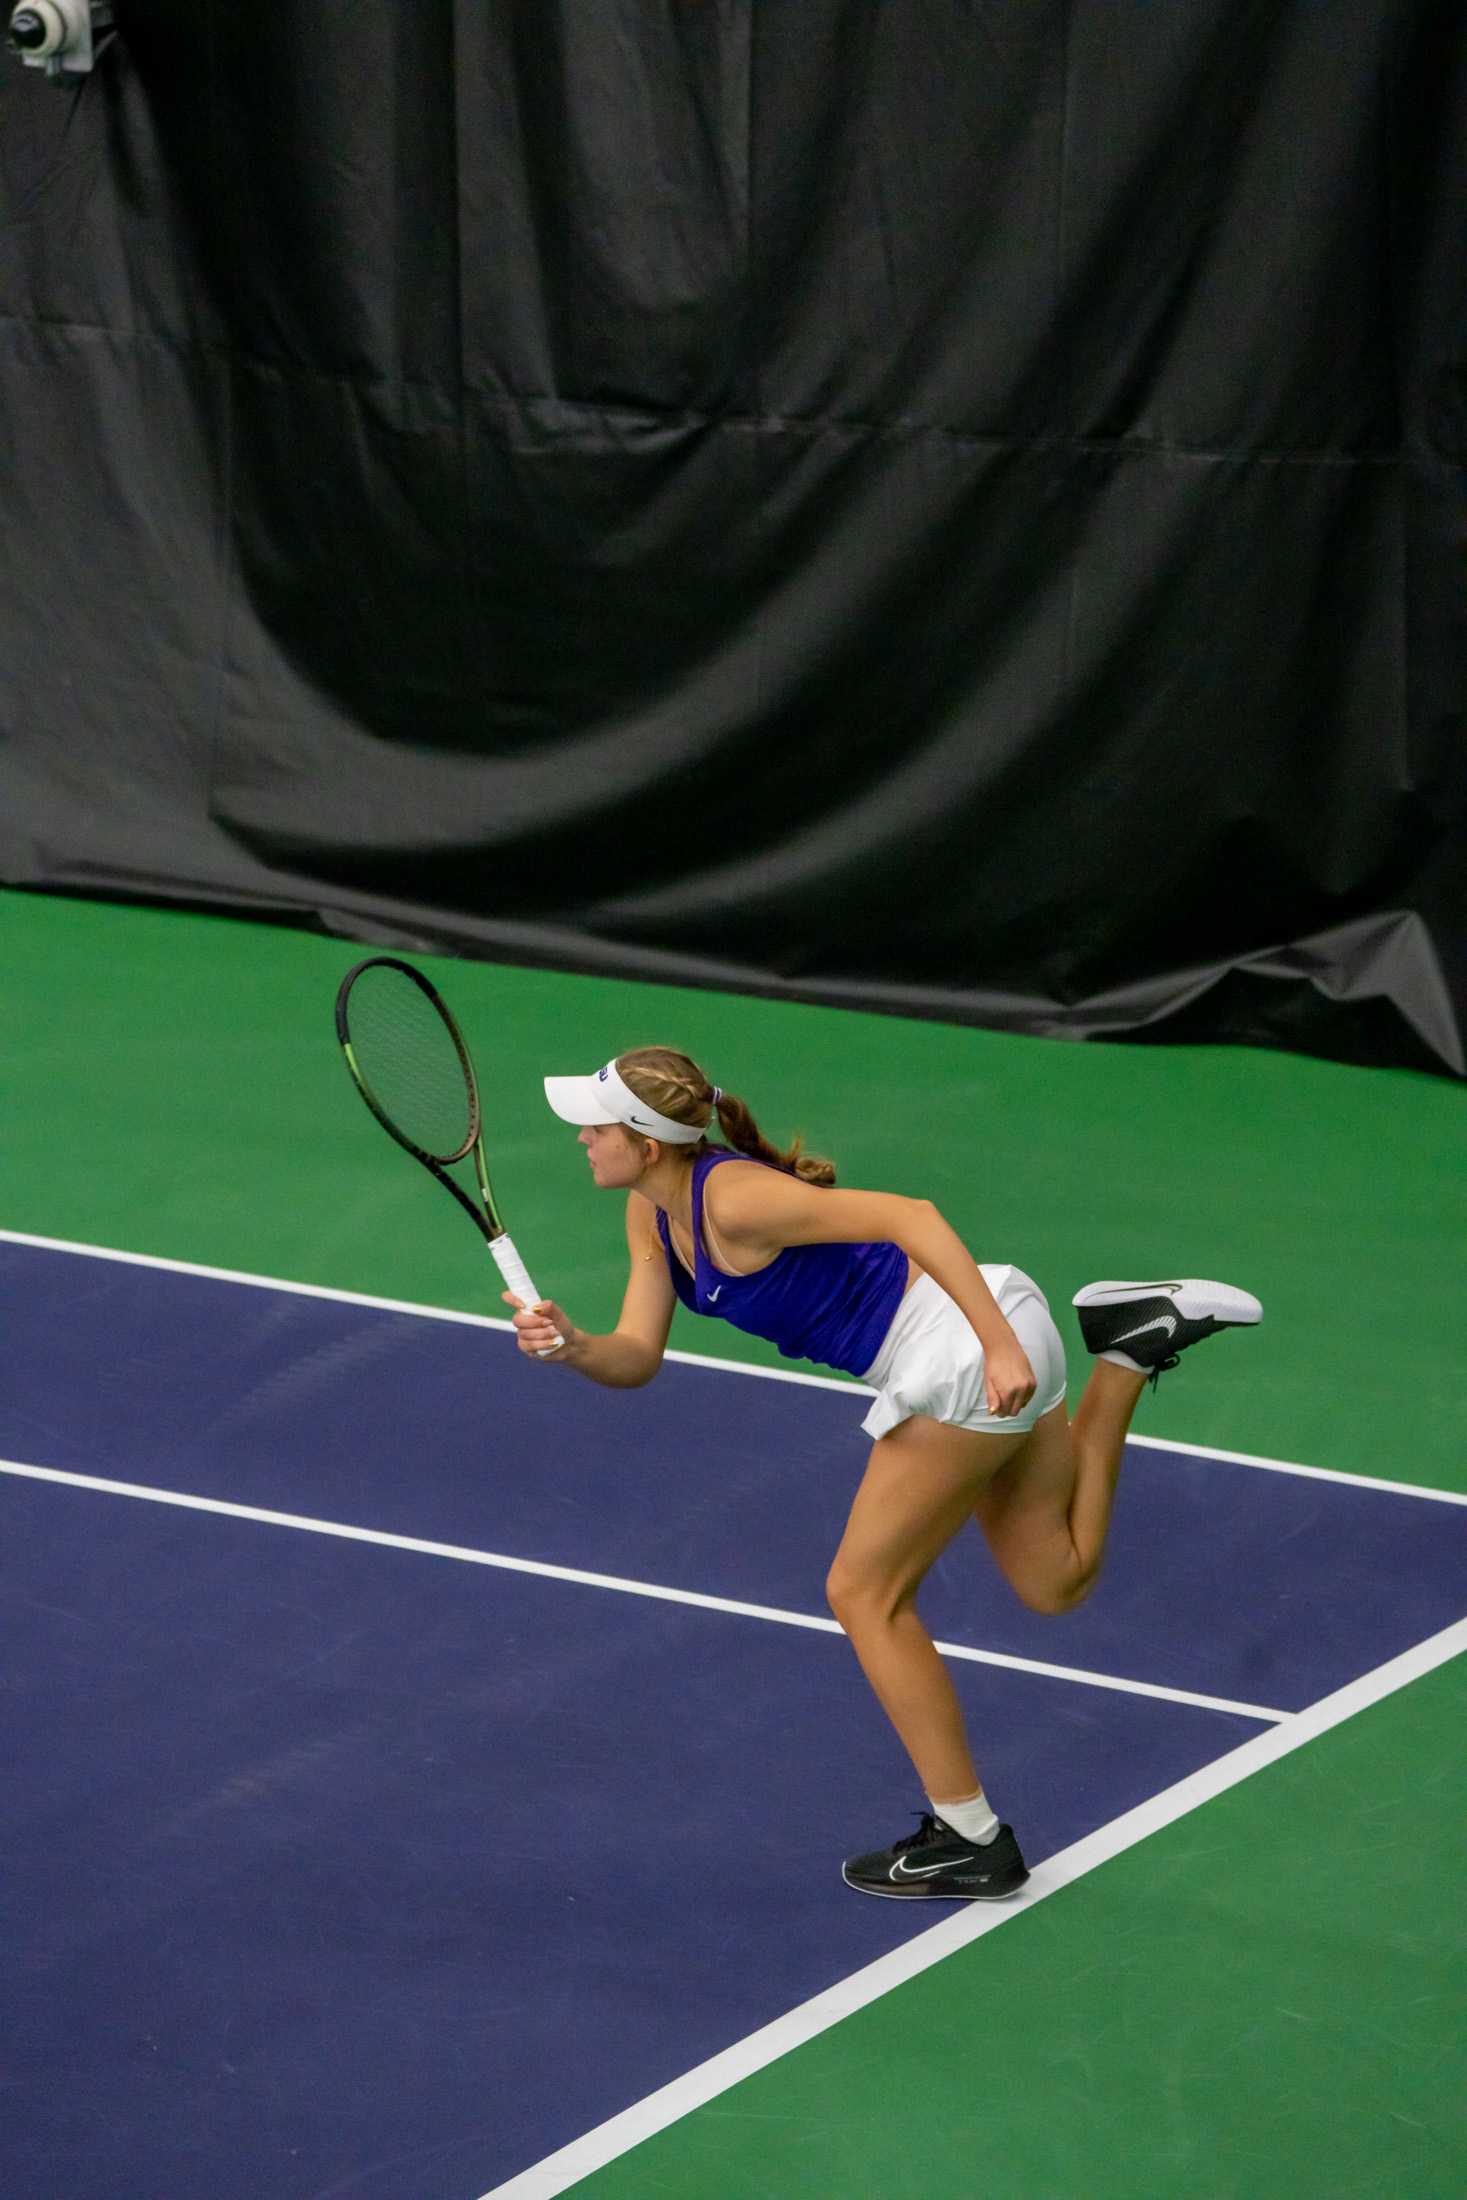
[826,1413,1027,1794]
[833,1278,1263,1900]
[972,1363,1145,1615]
[976,1278,1264,1614]
[827,1414,1033,1901]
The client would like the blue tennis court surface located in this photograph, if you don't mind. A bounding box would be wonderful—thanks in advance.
[4,1238,1465,2199]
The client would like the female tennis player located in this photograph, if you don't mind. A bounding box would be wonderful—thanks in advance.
[506,1047,1262,1902]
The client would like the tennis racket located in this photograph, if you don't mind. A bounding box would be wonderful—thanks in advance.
[335,956,562,1353]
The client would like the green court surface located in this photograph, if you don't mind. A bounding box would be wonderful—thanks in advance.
[573,1653,1467,2200]
[6,887,1465,2196]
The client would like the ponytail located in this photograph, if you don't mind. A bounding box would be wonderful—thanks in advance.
[616,1046,836,1185]
[711,1089,836,1187]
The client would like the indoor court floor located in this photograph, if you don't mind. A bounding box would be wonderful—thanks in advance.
[4,889,1464,2198]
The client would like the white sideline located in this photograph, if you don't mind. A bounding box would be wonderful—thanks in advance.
[0,1458,1286,1724]
[479,1617,1467,2200]
[4,1229,1466,1509]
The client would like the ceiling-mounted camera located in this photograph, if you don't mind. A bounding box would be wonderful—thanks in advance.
[6,0,114,78]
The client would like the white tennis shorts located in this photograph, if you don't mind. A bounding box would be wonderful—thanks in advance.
[859,1265,1068,1442]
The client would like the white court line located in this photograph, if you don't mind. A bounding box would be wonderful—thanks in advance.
[1126,1431,1467,1506]
[478,1615,1467,2200]
[5,1229,1466,1507]
[0,1458,1286,1723]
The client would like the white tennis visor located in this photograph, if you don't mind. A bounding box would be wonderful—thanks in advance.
[543,1060,711,1144]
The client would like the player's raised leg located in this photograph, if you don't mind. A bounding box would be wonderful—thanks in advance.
[975,1278,1264,1615]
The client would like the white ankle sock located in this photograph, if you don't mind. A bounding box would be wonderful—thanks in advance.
[1101,1348,1147,1374]
[931,1790,1000,1845]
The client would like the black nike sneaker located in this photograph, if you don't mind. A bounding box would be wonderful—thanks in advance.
[842,1812,1030,1901]
[1072,1279,1263,1384]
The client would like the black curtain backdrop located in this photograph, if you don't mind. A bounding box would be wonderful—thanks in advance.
[2,2,1463,1074]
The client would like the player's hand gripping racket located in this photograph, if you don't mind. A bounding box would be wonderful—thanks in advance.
[335,957,563,1354]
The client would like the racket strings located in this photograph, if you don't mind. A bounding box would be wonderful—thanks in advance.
[344,966,476,1161]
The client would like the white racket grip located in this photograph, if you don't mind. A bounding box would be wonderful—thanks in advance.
[491,1232,563,1355]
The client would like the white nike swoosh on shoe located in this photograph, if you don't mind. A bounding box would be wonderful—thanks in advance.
[1110,1314,1178,1348]
[890,1851,976,1879]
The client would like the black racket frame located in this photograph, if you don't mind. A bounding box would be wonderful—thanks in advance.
[335,955,511,1245]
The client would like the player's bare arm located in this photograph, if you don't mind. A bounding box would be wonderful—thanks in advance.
[507,1191,673,1386]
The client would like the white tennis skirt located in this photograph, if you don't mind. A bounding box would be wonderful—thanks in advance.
[859,1265,1068,1442]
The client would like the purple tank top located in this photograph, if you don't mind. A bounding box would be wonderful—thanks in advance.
[655,1150,908,1379]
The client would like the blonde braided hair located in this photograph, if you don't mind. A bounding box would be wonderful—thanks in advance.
[616,1046,836,1186]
